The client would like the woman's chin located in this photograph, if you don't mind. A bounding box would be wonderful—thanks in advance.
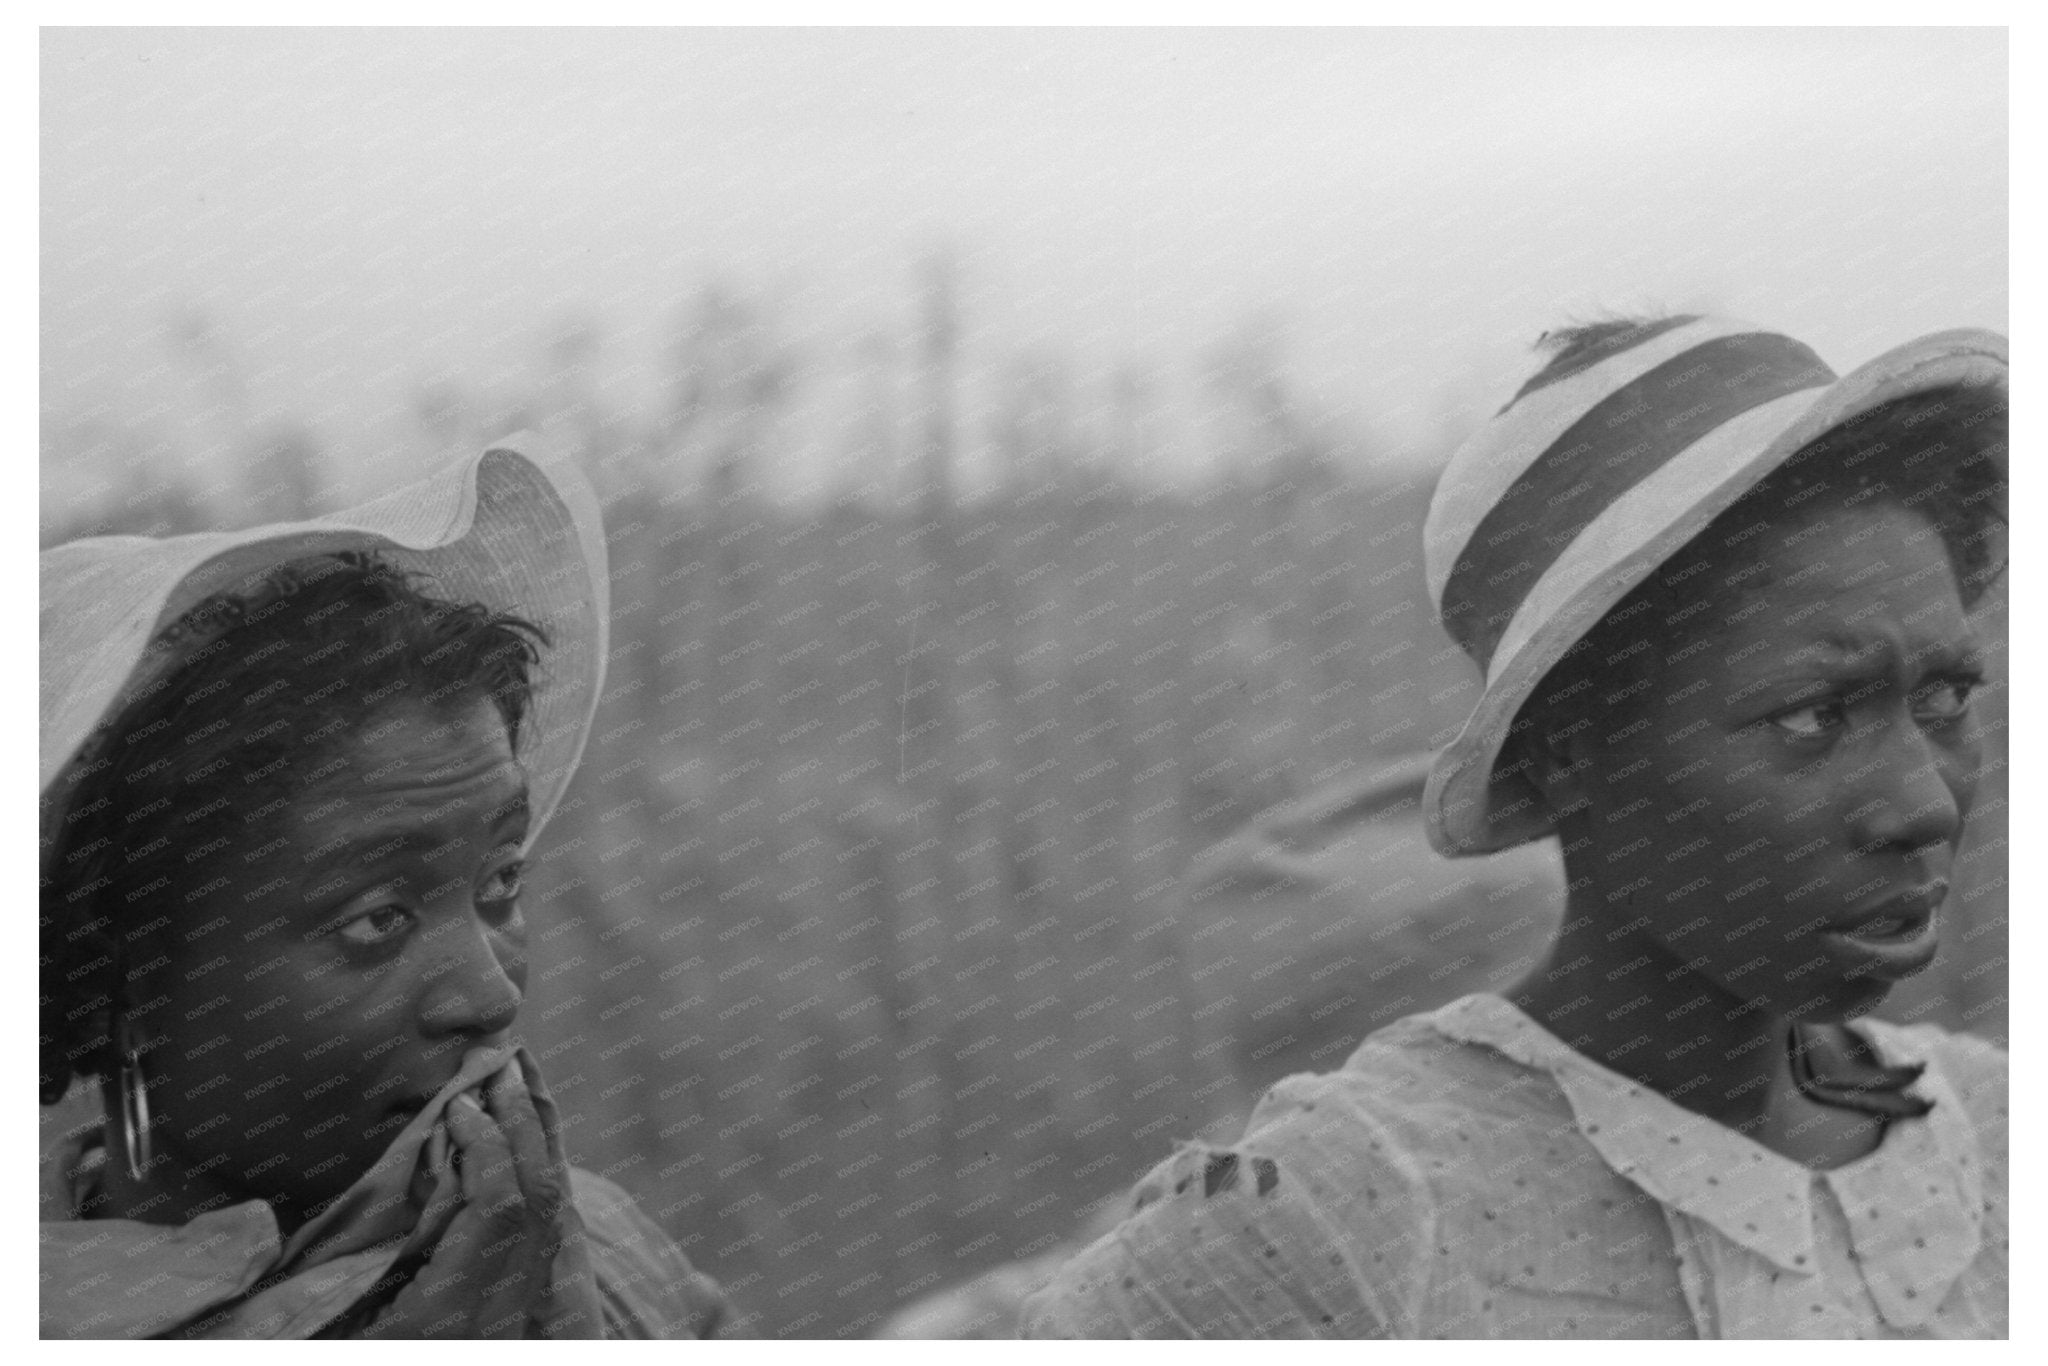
[1775,978,1895,1025]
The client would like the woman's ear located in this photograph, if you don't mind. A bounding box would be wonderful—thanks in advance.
[116,923,180,1039]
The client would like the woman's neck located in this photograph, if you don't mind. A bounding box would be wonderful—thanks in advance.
[1509,888,1886,1168]
[1510,937,1782,1131]
[89,1077,307,1234]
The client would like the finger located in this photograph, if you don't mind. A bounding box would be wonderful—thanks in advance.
[514,1050,571,1153]
[483,1064,569,1227]
[483,1066,599,1338]
[454,1085,566,1335]
[406,1121,455,1219]
[444,1091,521,1219]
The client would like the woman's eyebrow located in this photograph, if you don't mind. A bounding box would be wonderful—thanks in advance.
[1720,637,1886,703]
[301,790,528,874]
[1903,636,1986,673]
[1743,629,1983,698]
[1720,670,1836,712]
[302,827,440,873]
[489,790,531,832]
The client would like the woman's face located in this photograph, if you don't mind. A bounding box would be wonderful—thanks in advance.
[128,696,531,1216]
[1552,501,1985,1022]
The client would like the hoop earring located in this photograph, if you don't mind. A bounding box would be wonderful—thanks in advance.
[115,1016,154,1182]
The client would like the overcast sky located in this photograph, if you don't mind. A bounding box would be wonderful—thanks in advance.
[41,27,2006,510]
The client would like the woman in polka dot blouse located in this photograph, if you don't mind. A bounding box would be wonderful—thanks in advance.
[1022,317,2008,1338]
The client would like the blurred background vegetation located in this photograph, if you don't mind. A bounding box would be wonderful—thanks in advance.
[41,258,2008,1338]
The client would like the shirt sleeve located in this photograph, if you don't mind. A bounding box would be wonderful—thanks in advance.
[1020,1074,1435,1339]
[569,1169,728,1339]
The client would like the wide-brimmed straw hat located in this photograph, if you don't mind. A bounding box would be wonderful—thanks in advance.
[1422,315,2008,857]
[39,435,610,866]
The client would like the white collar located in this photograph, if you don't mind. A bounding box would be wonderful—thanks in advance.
[1426,994,1983,1328]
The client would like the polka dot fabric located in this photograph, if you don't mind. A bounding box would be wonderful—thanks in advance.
[1020,994,2006,1339]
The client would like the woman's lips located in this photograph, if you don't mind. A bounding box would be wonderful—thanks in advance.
[1839,913,1921,943]
[1821,883,1946,979]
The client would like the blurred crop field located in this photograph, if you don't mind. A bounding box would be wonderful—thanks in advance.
[42,279,2008,1339]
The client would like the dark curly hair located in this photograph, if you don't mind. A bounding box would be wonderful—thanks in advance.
[39,550,548,1104]
[1504,320,2007,778]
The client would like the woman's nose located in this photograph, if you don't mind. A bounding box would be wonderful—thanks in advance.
[418,917,525,1039]
[1849,708,1972,860]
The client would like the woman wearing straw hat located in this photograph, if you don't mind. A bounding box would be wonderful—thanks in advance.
[1022,316,2007,1338]
[39,440,725,1338]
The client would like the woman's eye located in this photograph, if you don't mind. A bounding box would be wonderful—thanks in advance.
[478,858,526,908]
[1913,678,1976,722]
[1769,700,1845,739]
[334,904,415,948]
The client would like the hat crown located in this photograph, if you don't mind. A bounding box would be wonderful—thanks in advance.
[1423,316,1835,673]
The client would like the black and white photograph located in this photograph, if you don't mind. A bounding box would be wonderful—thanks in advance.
[37,24,2009,1340]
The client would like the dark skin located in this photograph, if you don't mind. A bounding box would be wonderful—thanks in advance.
[96,697,603,1336]
[1510,501,1984,1169]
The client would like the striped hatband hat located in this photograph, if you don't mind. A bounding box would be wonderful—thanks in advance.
[1421,315,2008,857]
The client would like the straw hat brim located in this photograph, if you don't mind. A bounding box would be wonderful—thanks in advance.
[39,435,609,861]
[1424,328,2008,857]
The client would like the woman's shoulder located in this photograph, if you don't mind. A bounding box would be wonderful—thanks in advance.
[1233,1003,1580,1200]
[1021,1002,1571,1338]
[1255,998,1577,1140]
[568,1168,727,1339]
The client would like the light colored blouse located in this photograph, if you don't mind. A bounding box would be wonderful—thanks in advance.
[1021,993,2006,1339]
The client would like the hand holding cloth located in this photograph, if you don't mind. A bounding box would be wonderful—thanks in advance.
[40,1044,604,1338]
